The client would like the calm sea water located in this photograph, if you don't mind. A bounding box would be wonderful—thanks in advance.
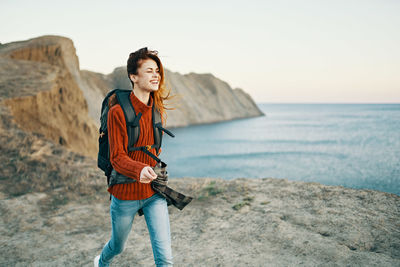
[161,104,400,195]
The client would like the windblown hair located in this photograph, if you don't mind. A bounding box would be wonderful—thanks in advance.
[127,47,177,125]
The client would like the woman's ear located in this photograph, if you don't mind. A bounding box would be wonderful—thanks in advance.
[129,74,136,83]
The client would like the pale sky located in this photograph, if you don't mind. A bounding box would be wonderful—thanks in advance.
[1,0,399,103]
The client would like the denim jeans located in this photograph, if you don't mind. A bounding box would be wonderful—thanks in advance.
[99,193,173,267]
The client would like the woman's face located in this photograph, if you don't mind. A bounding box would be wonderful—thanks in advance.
[130,58,160,93]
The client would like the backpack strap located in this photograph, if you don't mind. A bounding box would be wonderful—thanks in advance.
[153,103,162,155]
[129,145,161,163]
[152,104,175,156]
[116,91,141,149]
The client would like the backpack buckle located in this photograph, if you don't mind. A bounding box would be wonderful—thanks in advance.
[145,145,152,151]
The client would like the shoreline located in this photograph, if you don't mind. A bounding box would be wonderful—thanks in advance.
[169,176,400,197]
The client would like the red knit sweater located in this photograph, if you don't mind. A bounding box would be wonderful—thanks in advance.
[107,91,162,200]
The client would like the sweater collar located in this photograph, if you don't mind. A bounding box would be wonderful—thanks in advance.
[130,91,153,113]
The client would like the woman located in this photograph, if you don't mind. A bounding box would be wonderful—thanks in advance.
[94,47,175,267]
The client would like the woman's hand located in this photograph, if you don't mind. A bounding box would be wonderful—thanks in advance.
[140,166,157,183]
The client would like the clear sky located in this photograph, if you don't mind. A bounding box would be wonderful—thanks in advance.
[1,0,399,103]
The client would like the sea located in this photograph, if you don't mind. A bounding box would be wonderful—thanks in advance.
[161,104,400,196]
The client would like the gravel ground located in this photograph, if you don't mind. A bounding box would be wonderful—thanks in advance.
[1,176,399,267]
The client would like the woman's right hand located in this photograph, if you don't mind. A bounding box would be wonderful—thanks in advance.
[140,166,157,183]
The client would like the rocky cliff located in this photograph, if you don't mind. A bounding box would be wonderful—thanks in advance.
[0,35,263,159]
[0,36,98,158]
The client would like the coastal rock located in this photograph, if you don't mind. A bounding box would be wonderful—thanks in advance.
[0,36,98,158]
[160,71,263,127]
[0,35,263,159]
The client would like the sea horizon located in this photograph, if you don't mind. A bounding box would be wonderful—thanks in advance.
[163,103,400,196]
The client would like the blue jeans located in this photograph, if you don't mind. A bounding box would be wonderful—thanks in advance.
[99,193,173,267]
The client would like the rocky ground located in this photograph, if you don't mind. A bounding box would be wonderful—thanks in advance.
[1,172,399,266]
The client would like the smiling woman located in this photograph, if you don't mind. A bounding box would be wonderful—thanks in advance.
[94,47,179,267]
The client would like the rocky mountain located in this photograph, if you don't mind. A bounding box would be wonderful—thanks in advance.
[0,36,98,159]
[0,35,263,159]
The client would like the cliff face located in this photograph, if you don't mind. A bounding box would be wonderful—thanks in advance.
[0,35,263,159]
[0,36,98,158]
[163,71,263,127]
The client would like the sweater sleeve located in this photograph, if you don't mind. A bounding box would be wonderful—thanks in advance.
[107,104,148,180]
